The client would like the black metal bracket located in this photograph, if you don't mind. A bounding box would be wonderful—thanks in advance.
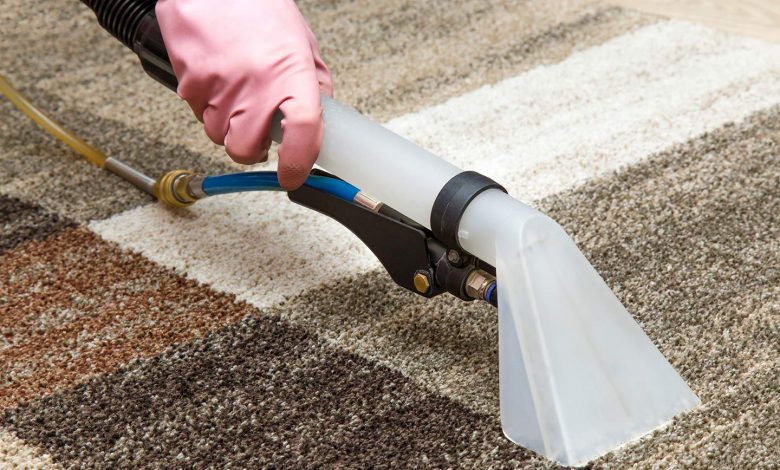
[288,175,441,297]
[288,171,495,302]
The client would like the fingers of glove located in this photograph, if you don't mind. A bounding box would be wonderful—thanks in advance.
[223,105,276,165]
[277,87,324,190]
[202,104,231,145]
[179,78,215,121]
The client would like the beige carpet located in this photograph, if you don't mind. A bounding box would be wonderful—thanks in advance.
[1,0,778,468]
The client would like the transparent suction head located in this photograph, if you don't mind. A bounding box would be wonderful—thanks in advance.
[494,209,699,466]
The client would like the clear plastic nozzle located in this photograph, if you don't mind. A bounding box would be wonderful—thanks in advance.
[494,204,699,466]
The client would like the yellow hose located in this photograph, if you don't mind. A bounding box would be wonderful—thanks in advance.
[0,74,201,208]
[0,74,107,167]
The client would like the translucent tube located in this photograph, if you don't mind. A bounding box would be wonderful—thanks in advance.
[270,97,461,226]
[0,75,107,167]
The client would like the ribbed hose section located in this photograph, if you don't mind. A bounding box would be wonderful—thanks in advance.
[81,0,157,49]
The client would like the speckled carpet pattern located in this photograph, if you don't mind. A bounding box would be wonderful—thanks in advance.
[1,0,778,468]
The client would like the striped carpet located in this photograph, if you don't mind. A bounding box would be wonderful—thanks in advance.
[1,0,778,468]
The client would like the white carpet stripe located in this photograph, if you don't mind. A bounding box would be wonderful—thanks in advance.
[385,20,780,201]
[91,191,377,308]
[92,20,780,308]
[0,429,59,469]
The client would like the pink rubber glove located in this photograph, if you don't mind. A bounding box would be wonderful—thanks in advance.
[155,0,333,189]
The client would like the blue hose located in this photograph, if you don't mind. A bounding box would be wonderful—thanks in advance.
[201,171,360,202]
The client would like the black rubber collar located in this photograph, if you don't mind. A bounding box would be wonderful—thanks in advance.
[430,171,506,250]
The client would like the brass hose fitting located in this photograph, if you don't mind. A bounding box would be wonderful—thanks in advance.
[465,269,496,302]
[153,169,198,208]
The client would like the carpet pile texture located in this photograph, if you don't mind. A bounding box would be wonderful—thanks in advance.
[1,0,778,468]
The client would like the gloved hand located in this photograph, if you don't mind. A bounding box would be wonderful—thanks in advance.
[156,0,333,189]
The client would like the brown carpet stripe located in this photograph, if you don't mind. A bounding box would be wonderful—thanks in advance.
[602,360,779,468]
[2,315,536,469]
[0,228,254,411]
[541,107,780,466]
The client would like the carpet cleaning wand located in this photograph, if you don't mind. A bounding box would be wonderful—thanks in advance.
[72,1,700,464]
